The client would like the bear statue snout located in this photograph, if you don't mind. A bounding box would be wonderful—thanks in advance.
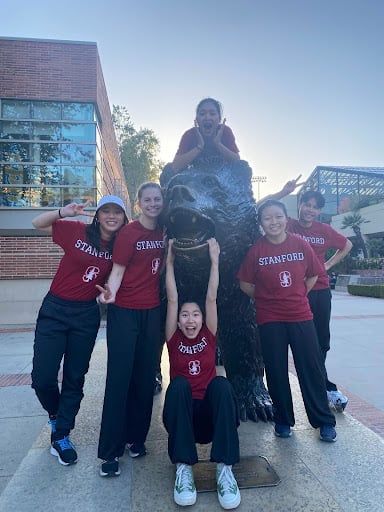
[168,184,195,205]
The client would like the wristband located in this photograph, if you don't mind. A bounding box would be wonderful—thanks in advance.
[58,208,63,218]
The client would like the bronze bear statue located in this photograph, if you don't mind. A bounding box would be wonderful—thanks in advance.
[160,158,273,422]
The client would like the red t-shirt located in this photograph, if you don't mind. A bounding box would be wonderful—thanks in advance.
[287,218,349,290]
[175,126,239,157]
[237,233,324,325]
[50,220,114,301]
[112,220,165,309]
[167,324,217,400]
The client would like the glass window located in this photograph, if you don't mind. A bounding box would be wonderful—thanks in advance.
[32,143,60,164]
[62,144,96,164]
[63,166,95,186]
[1,121,31,140]
[1,100,31,119]
[63,187,96,205]
[1,164,26,185]
[32,102,61,120]
[62,103,94,121]
[39,166,62,185]
[32,122,61,141]
[1,142,30,162]
[41,187,62,207]
[62,123,95,142]
[0,186,29,206]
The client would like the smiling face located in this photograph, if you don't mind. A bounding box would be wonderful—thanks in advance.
[259,204,288,243]
[138,185,164,222]
[196,100,221,138]
[298,197,322,227]
[178,302,203,339]
[97,204,126,240]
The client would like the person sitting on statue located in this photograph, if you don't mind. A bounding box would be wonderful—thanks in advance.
[171,97,240,172]
[163,238,241,510]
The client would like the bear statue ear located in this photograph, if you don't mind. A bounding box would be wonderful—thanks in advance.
[160,163,175,188]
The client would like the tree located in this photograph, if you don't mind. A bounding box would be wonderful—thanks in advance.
[367,237,384,258]
[341,212,369,258]
[112,106,164,211]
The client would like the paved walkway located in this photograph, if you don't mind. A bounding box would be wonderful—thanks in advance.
[0,292,383,512]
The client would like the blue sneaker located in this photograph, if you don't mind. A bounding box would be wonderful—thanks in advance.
[50,435,78,465]
[319,425,337,442]
[274,424,292,438]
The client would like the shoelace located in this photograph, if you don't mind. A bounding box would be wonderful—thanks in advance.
[176,464,194,491]
[55,436,74,450]
[217,465,236,494]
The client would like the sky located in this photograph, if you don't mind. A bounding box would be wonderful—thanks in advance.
[3,0,384,197]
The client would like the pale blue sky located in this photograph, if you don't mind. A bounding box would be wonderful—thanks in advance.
[3,0,383,196]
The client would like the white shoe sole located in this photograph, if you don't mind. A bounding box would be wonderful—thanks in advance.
[50,445,77,466]
[174,491,197,506]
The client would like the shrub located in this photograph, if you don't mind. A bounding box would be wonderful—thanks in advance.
[347,284,384,299]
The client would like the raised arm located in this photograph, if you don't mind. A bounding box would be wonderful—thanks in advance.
[171,122,205,172]
[213,119,240,163]
[205,238,220,335]
[165,240,179,341]
[256,175,304,205]
[32,200,93,233]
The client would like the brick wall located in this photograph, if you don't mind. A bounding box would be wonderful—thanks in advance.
[0,235,62,279]
[0,38,98,101]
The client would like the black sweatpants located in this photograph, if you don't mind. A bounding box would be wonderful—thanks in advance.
[308,288,337,391]
[259,320,335,429]
[98,304,160,461]
[31,292,100,437]
[163,376,240,466]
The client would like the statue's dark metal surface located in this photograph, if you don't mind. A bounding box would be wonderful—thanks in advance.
[160,159,273,422]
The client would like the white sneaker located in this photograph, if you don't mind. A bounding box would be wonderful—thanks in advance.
[327,390,348,412]
[216,463,241,510]
[174,463,197,506]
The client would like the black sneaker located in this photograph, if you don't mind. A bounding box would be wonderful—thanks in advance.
[99,457,121,477]
[127,443,146,458]
[50,435,77,465]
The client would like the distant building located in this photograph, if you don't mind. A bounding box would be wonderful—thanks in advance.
[301,165,384,222]
[0,37,130,324]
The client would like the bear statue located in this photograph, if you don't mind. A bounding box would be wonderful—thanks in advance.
[160,158,273,422]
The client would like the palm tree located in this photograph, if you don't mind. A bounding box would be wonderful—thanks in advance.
[341,212,369,258]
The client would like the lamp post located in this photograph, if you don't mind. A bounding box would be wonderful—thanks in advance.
[251,175,267,201]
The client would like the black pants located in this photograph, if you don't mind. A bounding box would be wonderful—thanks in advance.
[31,292,100,437]
[308,288,337,391]
[259,321,335,429]
[98,304,160,461]
[163,376,240,466]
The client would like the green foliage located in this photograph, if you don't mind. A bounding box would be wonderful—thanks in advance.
[348,284,384,298]
[112,105,164,211]
[341,211,369,258]
[351,258,384,270]
[367,238,384,258]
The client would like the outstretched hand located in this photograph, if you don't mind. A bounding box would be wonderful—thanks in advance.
[281,174,305,195]
[60,200,94,218]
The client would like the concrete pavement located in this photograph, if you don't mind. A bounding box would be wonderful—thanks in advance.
[0,291,383,512]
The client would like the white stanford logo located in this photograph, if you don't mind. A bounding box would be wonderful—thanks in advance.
[83,266,100,282]
[279,271,292,288]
